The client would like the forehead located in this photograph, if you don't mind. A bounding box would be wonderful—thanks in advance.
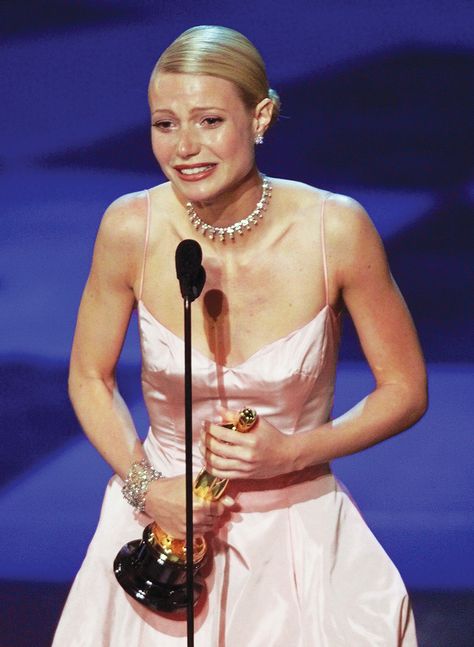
[149,73,246,112]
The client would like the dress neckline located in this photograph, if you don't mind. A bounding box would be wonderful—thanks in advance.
[138,299,337,371]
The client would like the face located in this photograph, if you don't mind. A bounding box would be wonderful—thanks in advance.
[149,73,261,205]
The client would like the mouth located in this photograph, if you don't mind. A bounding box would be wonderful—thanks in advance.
[174,164,217,179]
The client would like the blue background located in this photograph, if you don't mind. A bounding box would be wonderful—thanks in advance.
[1,0,473,616]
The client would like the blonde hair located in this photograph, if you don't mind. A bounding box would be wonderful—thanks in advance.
[150,26,280,128]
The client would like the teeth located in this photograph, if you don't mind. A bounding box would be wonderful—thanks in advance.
[179,165,213,176]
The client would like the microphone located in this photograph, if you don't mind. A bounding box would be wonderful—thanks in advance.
[175,240,206,301]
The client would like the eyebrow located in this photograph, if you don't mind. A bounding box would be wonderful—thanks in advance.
[151,106,227,116]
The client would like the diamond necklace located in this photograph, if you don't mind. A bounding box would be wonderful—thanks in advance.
[186,175,272,242]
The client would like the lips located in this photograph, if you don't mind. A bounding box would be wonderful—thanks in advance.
[174,163,217,181]
[178,165,214,176]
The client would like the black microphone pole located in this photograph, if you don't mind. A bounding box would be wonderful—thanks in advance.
[175,240,206,647]
[183,292,194,646]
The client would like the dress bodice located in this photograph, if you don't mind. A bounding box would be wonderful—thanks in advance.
[137,187,341,479]
[138,299,340,477]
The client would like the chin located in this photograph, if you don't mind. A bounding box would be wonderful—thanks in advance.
[175,177,226,205]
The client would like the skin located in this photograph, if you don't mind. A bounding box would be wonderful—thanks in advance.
[69,72,427,540]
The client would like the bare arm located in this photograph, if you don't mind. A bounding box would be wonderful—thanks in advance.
[202,195,428,477]
[68,193,145,479]
[290,195,427,468]
[70,192,232,536]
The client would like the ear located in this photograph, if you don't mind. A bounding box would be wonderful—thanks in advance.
[252,98,274,137]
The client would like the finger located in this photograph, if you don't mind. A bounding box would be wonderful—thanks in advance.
[205,500,236,519]
[207,437,254,463]
[207,500,222,517]
[194,520,214,534]
[205,449,250,472]
[216,405,239,424]
[199,424,234,452]
[220,495,236,508]
[199,435,205,457]
[193,498,223,516]
[202,468,245,481]
[206,423,244,446]
[192,509,216,528]
[205,458,252,480]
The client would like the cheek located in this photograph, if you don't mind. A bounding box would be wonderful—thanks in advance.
[150,132,173,165]
[214,128,253,160]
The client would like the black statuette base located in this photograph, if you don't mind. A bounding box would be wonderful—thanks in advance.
[114,538,204,613]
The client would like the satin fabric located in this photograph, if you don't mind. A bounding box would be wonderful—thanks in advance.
[52,300,417,646]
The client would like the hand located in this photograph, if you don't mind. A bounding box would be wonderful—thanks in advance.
[144,474,234,539]
[200,407,295,480]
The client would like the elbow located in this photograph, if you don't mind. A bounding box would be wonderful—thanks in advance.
[67,366,80,406]
[67,363,115,408]
[68,368,89,413]
[410,392,428,426]
[404,374,429,427]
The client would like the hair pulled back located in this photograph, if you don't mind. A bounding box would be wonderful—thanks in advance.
[150,26,280,129]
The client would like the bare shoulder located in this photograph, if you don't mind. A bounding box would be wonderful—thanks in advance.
[97,189,149,253]
[324,192,389,286]
[324,192,377,243]
[273,179,387,280]
[273,179,376,236]
[88,189,154,293]
[272,178,326,214]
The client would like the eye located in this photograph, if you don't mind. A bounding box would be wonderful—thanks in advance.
[152,120,175,131]
[201,116,223,127]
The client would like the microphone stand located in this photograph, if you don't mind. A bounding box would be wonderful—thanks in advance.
[183,294,195,647]
[175,239,206,647]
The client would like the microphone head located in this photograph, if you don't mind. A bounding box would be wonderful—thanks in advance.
[175,240,205,301]
[175,239,202,277]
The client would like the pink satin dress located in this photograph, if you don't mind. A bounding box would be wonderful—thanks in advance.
[53,192,418,646]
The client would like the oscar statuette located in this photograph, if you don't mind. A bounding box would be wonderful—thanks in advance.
[113,407,257,612]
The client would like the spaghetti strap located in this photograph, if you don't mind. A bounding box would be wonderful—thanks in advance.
[138,189,151,301]
[320,192,330,306]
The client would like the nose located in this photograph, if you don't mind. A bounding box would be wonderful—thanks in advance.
[176,126,200,158]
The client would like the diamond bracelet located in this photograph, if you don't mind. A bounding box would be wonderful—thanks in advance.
[121,459,162,512]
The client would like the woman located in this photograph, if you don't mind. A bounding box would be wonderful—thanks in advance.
[53,25,427,646]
